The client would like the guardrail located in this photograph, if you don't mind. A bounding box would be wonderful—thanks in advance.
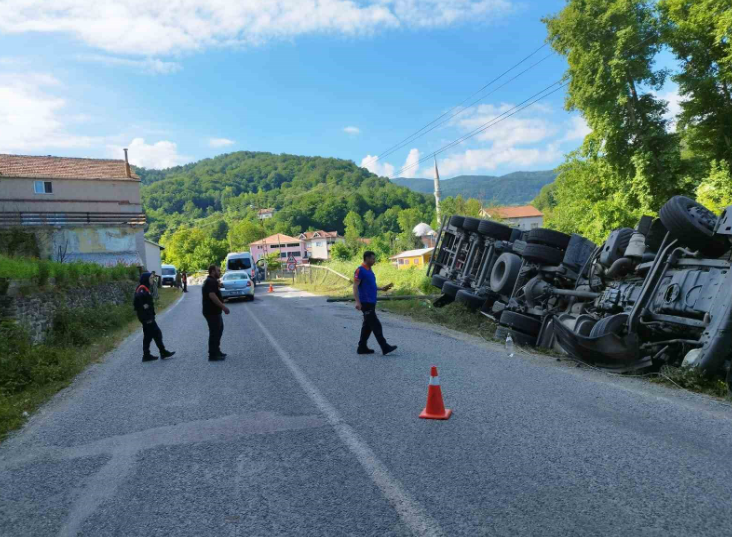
[0,211,146,227]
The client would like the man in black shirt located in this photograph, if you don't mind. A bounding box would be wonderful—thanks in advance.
[202,265,230,361]
[134,272,175,362]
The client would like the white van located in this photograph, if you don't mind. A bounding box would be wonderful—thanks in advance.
[224,252,257,285]
[161,264,177,287]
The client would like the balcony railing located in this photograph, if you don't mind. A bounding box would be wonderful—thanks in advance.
[0,211,146,227]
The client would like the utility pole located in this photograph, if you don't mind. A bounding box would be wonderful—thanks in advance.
[433,157,442,225]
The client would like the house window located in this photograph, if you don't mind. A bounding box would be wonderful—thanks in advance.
[281,252,288,258]
[34,181,53,194]
[292,251,301,257]
[398,259,405,265]
[531,223,539,229]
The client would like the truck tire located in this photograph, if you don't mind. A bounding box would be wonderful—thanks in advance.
[522,243,564,265]
[431,274,449,290]
[490,253,522,295]
[450,215,465,229]
[589,313,629,338]
[462,217,480,232]
[526,228,571,250]
[455,289,489,310]
[659,196,726,256]
[478,220,513,240]
[442,280,465,299]
[500,310,542,336]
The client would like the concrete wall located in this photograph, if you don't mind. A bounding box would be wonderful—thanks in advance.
[0,177,141,213]
[34,226,144,266]
[0,280,136,343]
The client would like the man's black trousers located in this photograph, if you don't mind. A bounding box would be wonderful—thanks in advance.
[359,302,387,351]
[205,314,224,357]
[141,320,165,356]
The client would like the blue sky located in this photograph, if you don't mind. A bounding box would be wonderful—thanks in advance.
[0,0,681,178]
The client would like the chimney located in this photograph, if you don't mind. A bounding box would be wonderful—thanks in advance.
[123,148,131,178]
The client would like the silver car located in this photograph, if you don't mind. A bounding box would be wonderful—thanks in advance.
[220,271,255,301]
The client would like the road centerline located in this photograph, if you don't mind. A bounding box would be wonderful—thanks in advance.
[244,304,445,537]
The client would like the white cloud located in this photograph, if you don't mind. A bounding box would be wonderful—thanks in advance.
[0,1,515,56]
[208,138,235,148]
[657,88,685,132]
[76,54,181,74]
[107,138,192,169]
[562,116,591,142]
[343,126,361,135]
[0,72,98,152]
[454,103,556,147]
[361,155,395,177]
[400,148,421,178]
[437,144,562,177]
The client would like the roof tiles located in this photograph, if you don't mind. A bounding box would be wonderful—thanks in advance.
[0,154,140,181]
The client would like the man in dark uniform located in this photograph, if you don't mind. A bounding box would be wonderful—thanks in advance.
[203,265,230,361]
[353,251,397,355]
[134,272,175,362]
[181,271,188,292]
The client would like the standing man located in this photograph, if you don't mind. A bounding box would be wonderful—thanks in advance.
[134,272,175,362]
[181,271,188,293]
[202,265,230,361]
[353,251,397,355]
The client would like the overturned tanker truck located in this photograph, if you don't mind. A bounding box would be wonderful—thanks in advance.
[428,196,732,382]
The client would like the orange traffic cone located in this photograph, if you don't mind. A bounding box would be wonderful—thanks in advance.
[419,366,452,420]
[268,284,274,293]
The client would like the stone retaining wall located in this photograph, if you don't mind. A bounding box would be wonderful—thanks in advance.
[0,280,136,343]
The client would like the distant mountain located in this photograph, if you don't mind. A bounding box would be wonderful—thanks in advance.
[391,170,557,205]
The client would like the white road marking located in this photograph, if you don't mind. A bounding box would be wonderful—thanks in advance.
[244,306,445,537]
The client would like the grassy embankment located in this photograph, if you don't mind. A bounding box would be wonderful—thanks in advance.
[0,256,181,441]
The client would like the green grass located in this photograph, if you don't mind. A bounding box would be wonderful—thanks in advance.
[378,300,498,340]
[0,255,139,287]
[0,287,181,442]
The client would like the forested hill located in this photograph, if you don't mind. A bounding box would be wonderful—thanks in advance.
[137,151,434,242]
[392,170,556,204]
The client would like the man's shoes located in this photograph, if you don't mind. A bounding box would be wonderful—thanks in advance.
[382,345,398,356]
[208,354,226,361]
[142,354,159,362]
[218,352,228,358]
[160,350,176,359]
[357,347,375,355]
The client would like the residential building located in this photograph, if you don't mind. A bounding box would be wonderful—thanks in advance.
[298,230,344,260]
[390,247,434,270]
[249,233,305,264]
[480,205,544,231]
[144,240,164,274]
[0,152,147,266]
[257,208,276,220]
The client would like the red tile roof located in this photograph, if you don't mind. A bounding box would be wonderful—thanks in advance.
[249,233,301,246]
[482,205,543,218]
[299,230,341,240]
[0,154,140,181]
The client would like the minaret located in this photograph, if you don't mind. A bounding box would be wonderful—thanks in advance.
[433,157,442,224]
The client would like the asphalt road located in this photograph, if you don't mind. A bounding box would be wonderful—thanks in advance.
[2,285,732,537]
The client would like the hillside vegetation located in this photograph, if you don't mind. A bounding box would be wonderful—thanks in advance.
[392,170,556,204]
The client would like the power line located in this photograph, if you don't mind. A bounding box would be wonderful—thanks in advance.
[361,43,550,168]
[392,81,567,178]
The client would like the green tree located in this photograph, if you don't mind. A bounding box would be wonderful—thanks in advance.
[660,0,732,169]
[330,242,353,261]
[363,210,376,236]
[544,0,682,208]
[344,211,364,241]
[696,161,732,215]
[396,208,423,251]
[227,220,266,252]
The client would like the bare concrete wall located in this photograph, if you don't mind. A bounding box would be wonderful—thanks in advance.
[0,177,141,213]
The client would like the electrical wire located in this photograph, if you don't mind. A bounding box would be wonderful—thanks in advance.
[361,43,550,168]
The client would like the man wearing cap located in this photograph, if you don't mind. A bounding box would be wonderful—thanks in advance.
[134,272,175,362]
[353,251,397,356]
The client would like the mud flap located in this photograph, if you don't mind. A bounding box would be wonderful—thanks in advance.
[553,319,650,371]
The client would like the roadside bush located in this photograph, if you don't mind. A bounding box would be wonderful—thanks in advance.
[50,304,137,347]
[37,260,51,286]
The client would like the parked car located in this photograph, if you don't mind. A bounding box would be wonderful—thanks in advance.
[161,264,177,287]
[225,251,257,286]
[220,271,255,301]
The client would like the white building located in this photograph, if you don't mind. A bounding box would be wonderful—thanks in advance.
[480,205,544,231]
[257,208,276,220]
[298,230,344,260]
